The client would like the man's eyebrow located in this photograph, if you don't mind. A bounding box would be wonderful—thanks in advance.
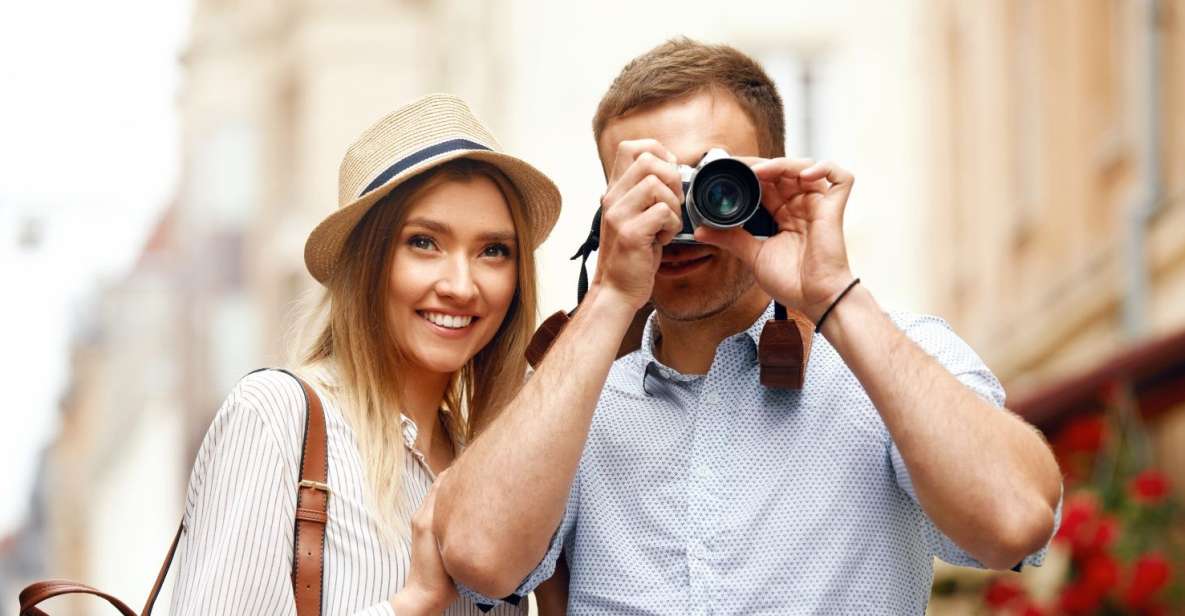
[404,217,516,244]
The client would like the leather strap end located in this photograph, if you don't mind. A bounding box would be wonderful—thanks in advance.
[295,507,329,525]
[757,317,813,390]
[759,363,806,389]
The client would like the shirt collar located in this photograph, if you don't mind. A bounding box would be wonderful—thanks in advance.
[638,301,776,391]
[399,414,420,451]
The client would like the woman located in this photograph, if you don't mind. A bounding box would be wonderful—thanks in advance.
[170,94,564,615]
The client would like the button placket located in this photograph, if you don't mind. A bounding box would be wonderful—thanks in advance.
[687,379,727,613]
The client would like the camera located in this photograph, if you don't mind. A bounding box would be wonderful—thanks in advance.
[564,148,777,311]
[673,148,775,242]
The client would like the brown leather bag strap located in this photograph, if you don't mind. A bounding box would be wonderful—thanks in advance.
[277,368,330,616]
[18,369,330,616]
[140,521,184,615]
[19,580,138,616]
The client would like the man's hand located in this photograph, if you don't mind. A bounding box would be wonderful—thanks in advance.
[694,158,856,323]
[391,478,458,615]
[592,139,685,311]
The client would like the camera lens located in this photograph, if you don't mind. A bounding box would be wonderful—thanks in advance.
[703,177,743,219]
[689,158,759,228]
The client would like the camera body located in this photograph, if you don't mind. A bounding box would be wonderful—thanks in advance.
[673,148,775,243]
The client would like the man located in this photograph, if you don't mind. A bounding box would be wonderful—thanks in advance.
[432,38,1063,614]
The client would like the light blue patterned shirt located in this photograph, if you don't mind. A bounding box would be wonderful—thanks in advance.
[467,302,1055,615]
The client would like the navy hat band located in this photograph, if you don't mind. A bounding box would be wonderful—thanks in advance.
[359,138,493,197]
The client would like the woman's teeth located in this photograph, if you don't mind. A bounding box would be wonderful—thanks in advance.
[421,311,474,329]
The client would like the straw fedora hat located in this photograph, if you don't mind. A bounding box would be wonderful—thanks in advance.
[304,93,561,284]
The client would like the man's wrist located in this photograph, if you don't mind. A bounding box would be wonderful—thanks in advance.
[812,278,862,331]
[581,283,646,325]
[817,283,882,345]
[793,273,858,325]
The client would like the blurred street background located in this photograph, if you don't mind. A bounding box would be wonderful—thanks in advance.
[1,1,1183,614]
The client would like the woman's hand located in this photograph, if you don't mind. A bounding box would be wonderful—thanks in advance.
[390,478,458,615]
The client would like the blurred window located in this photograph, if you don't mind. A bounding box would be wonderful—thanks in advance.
[756,50,837,161]
[189,121,259,229]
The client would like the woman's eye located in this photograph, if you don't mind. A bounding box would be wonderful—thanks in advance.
[408,235,436,251]
[483,243,512,258]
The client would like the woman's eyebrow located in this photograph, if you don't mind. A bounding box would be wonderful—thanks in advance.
[404,217,516,244]
[478,230,517,244]
[404,217,452,234]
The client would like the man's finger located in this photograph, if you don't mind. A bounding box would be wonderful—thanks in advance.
[751,157,816,180]
[604,151,683,207]
[635,201,684,245]
[800,161,855,199]
[614,174,680,218]
[611,139,677,184]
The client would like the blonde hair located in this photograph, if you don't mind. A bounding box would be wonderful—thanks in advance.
[291,158,537,541]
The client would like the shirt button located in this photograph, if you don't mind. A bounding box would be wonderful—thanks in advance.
[694,465,712,480]
[703,390,721,405]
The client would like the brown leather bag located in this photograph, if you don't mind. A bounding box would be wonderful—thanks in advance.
[19,369,330,616]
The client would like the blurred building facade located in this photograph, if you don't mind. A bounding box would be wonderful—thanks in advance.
[924,1,1185,612]
[27,0,1184,614]
[34,207,186,614]
[928,0,1184,390]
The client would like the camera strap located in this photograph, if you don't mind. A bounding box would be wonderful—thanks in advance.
[569,207,602,305]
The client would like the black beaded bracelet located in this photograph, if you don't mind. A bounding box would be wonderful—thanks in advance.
[814,278,861,332]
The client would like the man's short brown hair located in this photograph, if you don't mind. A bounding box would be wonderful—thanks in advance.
[593,37,786,158]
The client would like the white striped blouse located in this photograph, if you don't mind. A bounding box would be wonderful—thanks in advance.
[170,369,526,616]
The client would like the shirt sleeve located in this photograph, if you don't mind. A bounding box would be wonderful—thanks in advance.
[887,313,1062,569]
[456,470,580,610]
[170,372,397,616]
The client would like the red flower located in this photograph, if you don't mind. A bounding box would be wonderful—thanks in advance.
[1056,415,1107,454]
[984,577,1024,609]
[1053,492,1123,561]
[1058,581,1103,614]
[1123,552,1172,607]
[1083,515,1119,556]
[1055,493,1098,545]
[1083,553,1120,591]
[1012,599,1047,616]
[1129,469,1171,505]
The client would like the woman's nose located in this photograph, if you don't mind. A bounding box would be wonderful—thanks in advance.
[434,256,477,303]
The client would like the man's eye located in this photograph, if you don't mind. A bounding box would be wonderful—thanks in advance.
[483,243,512,258]
[409,235,436,251]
